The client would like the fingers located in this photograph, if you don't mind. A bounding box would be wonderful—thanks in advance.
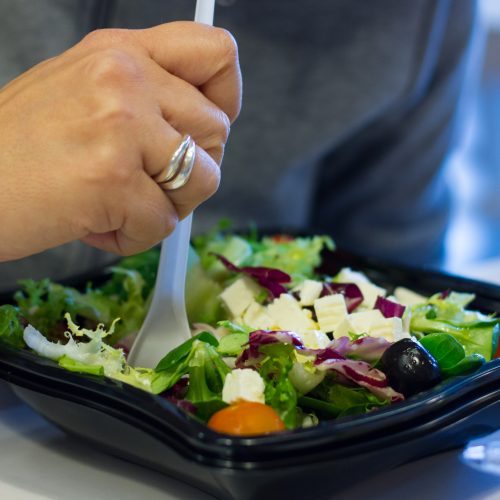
[79,22,242,123]
[81,173,178,256]
[76,22,239,166]
[71,22,242,252]
[138,64,230,172]
[164,146,221,219]
[139,118,221,220]
[153,70,230,164]
[132,22,242,122]
[0,21,241,261]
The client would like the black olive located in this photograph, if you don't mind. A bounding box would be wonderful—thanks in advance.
[380,338,441,397]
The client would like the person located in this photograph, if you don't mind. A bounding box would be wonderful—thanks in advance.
[0,19,241,289]
[0,0,479,291]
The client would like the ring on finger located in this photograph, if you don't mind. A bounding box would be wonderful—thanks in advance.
[153,134,191,184]
[160,137,196,191]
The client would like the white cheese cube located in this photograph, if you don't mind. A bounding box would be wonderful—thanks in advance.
[314,295,348,333]
[357,282,387,309]
[298,280,324,306]
[219,276,262,318]
[394,286,428,306]
[299,330,331,349]
[242,301,274,330]
[335,267,370,284]
[222,368,265,404]
[266,294,317,333]
[369,317,403,341]
[334,268,386,310]
[334,310,384,338]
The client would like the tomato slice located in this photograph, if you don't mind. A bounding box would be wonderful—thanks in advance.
[208,401,285,436]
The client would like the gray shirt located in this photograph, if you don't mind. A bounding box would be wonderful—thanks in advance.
[0,0,477,291]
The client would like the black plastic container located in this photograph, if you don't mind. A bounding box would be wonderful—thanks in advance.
[0,248,499,500]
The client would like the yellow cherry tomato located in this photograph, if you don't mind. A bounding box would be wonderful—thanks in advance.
[208,401,285,436]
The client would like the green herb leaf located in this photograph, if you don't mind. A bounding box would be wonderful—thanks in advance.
[217,333,249,356]
[155,332,218,372]
[419,333,465,370]
[419,332,487,377]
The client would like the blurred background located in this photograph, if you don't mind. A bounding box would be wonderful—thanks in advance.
[444,0,500,277]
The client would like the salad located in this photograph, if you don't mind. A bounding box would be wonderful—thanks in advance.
[0,226,499,436]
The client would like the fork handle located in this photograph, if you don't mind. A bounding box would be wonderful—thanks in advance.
[127,215,192,368]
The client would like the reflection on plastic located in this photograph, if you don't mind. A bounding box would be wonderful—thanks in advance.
[462,431,500,476]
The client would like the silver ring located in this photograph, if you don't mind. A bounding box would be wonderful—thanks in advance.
[159,137,196,191]
[154,135,196,189]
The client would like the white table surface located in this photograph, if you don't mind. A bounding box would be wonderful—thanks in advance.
[1,259,500,500]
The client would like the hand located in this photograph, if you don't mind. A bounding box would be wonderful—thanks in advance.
[0,21,241,261]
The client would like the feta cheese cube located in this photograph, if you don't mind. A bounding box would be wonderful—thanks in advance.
[266,294,317,333]
[219,276,262,318]
[314,294,348,333]
[357,282,387,309]
[394,286,428,306]
[334,310,384,338]
[369,317,405,341]
[335,267,370,284]
[334,267,386,310]
[298,280,323,306]
[222,368,265,404]
[299,330,331,349]
[242,301,274,330]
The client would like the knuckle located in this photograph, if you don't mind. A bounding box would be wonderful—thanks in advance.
[205,110,230,164]
[214,28,239,65]
[199,161,221,199]
[194,108,230,160]
[216,109,231,144]
[159,213,178,240]
[144,205,178,245]
[98,95,137,128]
[84,48,142,86]
[82,28,131,48]
[87,144,137,186]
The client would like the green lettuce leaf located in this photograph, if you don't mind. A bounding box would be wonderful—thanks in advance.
[0,305,25,348]
[247,235,334,285]
[301,380,390,418]
[217,333,249,356]
[256,343,298,429]
[153,332,230,421]
[24,314,157,392]
[419,333,486,376]
[14,263,149,345]
[185,246,224,324]
[411,295,500,361]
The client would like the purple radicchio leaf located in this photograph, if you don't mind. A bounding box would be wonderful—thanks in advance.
[160,378,197,414]
[313,347,346,364]
[439,289,451,299]
[173,399,198,414]
[211,253,291,298]
[310,336,391,365]
[328,336,392,362]
[235,330,305,368]
[321,282,364,313]
[315,357,404,403]
[374,296,406,318]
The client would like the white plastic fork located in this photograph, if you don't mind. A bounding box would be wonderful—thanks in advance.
[127,0,215,368]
